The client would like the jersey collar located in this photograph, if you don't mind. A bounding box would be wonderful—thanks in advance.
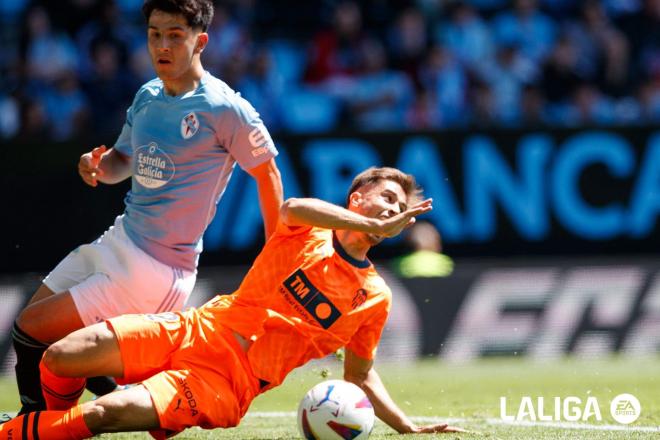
[332,231,371,269]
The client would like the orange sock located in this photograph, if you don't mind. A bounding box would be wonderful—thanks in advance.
[0,405,92,439]
[40,361,86,410]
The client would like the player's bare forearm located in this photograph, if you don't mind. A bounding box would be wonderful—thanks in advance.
[79,146,132,186]
[357,368,467,434]
[355,367,417,433]
[343,351,415,432]
[280,197,432,237]
[280,198,379,232]
[344,350,463,434]
[99,148,132,184]
[248,159,283,240]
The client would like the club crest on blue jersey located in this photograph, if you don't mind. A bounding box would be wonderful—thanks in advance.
[181,112,199,139]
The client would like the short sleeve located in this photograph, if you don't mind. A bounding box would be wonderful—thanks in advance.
[345,294,391,360]
[216,96,278,170]
[113,106,134,156]
[273,219,313,238]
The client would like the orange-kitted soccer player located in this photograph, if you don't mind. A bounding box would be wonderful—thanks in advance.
[1,167,465,439]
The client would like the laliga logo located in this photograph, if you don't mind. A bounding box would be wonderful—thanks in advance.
[500,396,602,422]
[500,393,641,424]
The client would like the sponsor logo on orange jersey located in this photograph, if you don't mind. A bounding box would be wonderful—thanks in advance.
[282,269,341,329]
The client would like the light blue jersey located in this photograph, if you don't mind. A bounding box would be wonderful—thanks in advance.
[113,72,277,271]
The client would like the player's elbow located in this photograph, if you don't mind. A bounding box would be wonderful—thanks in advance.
[280,198,303,225]
[344,372,368,389]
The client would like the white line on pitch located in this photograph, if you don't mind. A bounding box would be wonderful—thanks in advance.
[246,411,660,433]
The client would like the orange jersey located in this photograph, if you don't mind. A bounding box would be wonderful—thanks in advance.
[198,222,391,389]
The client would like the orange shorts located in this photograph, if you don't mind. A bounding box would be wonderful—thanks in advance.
[107,311,260,436]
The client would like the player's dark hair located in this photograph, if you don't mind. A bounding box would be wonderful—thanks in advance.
[142,0,214,31]
[347,167,423,207]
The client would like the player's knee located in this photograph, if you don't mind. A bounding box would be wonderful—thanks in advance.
[42,341,72,376]
[15,307,39,337]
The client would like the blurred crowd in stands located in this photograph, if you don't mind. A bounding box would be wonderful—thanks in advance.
[2,0,660,142]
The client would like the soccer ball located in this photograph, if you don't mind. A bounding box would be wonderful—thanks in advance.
[297,379,375,440]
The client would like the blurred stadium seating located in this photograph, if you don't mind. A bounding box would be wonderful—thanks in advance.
[2,0,660,140]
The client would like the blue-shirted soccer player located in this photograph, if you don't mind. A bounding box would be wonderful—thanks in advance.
[11,0,284,415]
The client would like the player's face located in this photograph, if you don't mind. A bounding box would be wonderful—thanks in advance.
[147,10,205,81]
[354,179,408,245]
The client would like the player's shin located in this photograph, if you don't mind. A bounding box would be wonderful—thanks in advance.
[12,321,49,414]
[40,360,86,411]
[0,406,92,440]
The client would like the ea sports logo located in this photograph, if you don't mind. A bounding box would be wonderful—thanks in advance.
[610,393,641,424]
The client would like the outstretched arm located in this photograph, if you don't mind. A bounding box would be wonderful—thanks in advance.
[343,349,466,434]
[246,158,284,240]
[79,145,132,187]
[280,197,432,237]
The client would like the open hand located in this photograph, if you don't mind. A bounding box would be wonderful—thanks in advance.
[413,423,471,434]
[376,198,432,238]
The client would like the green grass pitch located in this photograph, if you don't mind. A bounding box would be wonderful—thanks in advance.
[1,357,658,439]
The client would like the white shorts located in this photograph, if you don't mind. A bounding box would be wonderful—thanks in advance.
[43,216,196,326]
